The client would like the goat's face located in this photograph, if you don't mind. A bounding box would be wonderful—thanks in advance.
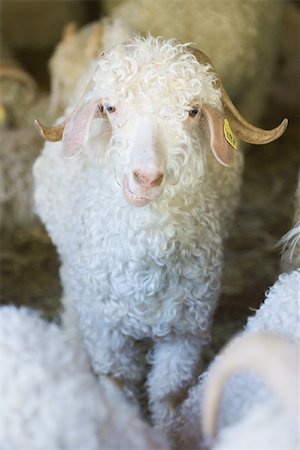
[99,99,207,206]
[80,36,223,206]
[36,35,287,207]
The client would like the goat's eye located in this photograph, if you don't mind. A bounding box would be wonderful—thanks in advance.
[105,105,116,114]
[189,108,199,118]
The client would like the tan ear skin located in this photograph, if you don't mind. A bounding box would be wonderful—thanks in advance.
[201,105,236,167]
[35,99,103,156]
[62,98,102,157]
[34,74,102,154]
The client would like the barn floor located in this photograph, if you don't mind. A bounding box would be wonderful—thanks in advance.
[1,37,299,368]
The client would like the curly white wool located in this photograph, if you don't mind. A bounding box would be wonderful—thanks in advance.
[94,36,220,114]
[246,270,300,340]
[0,305,169,450]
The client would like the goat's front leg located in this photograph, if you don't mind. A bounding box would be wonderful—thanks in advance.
[147,335,205,435]
[82,322,149,405]
[61,288,149,406]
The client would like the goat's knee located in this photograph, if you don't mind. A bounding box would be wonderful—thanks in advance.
[90,330,146,378]
[147,335,205,430]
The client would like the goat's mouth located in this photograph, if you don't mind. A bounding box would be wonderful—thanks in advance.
[122,176,152,207]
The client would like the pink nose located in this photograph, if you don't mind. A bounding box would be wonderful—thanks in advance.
[133,169,164,188]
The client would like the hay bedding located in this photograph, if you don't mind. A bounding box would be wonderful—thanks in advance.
[1,224,61,320]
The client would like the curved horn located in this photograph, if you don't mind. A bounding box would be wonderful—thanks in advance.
[202,333,299,443]
[221,87,288,144]
[189,47,213,66]
[190,47,288,144]
[34,119,66,142]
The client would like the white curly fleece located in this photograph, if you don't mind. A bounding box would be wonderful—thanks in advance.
[33,35,243,429]
[0,306,169,450]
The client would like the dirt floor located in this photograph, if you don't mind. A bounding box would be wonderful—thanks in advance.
[1,20,299,368]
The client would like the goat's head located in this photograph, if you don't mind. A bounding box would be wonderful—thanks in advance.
[36,35,288,207]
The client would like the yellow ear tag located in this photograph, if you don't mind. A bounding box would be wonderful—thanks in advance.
[224,118,237,150]
[0,104,7,126]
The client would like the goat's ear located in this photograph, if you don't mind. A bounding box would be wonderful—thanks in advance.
[201,104,237,167]
[62,98,102,157]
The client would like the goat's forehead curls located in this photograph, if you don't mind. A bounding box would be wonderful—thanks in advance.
[92,34,221,117]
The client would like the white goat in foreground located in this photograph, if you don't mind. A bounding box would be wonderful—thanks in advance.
[202,332,299,450]
[0,305,168,450]
[34,35,287,432]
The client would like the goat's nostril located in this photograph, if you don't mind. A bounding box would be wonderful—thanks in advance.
[150,173,164,187]
[133,170,141,183]
[133,169,164,188]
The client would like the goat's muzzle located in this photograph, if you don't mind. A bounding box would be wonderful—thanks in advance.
[122,171,165,206]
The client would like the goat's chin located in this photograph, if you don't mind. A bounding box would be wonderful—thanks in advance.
[124,189,151,207]
[122,176,154,207]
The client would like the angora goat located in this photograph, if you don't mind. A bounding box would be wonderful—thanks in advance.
[0,305,168,450]
[33,35,287,432]
[176,254,299,449]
